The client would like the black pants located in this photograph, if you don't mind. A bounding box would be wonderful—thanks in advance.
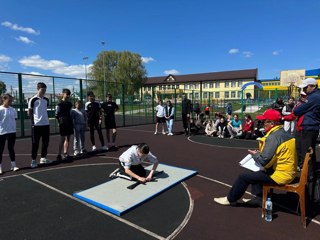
[227,170,276,202]
[32,125,50,159]
[0,133,16,163]
[88,121,105,146]
[295,130,318,177]
[119,161,146,180]
[182,113,189,131]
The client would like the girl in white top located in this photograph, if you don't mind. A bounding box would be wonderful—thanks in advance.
[0,94,18,174]
[110,143,159,183]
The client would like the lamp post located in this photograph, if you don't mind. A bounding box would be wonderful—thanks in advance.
[83,56,89,96]
[101,41,106,99]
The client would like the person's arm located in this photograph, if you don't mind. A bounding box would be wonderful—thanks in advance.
[146,162,159,181]
[145,152,159,181]
[293,94,318,116]
[124,168,147,183]
[249,135,279,166]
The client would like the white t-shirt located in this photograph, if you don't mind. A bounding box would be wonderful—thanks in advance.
[119,145,158,169]
[0,106,17,135]
[155,104,165,117]
[28,95,49,126]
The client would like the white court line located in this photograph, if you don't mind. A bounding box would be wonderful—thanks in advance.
[23,172,166,240]
[196,174,320,226]
[166,182,194,240]
[15,163,195,240]
[187,136,251,149]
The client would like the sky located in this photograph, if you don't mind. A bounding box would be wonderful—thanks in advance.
[0,0,320,80]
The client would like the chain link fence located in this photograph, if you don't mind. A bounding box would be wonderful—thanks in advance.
[0,71,291,138]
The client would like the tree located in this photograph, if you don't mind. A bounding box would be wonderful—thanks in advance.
[89,51,147,100]
[0,81,7,94]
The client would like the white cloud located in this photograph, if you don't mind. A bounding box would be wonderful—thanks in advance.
[15,36,34,44]
[141,57,155,63]
[228,48,239,54]
[272,50,281,56]
[0,54,12,63]
[1,21,40,35]
[242,51,253,58]
[164,69,180,75]
[0,54,12,71]
[18,55,91,78]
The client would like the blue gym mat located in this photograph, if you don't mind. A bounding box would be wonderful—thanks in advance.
[73,163,197,216]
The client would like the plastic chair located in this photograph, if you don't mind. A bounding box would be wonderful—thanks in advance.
[261,147,313,228]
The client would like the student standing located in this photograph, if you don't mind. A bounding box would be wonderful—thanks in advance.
[28,82,53,168]
[154,100,166,135]
[0,94,19,174]
[164,100,175,136]
[181,94,192,135]
[55,89,74,161]
[85,91,107,151]
[101,94,119,149]
[71,100,87,156]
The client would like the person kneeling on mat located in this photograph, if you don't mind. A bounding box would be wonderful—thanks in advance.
[109,143,159,183]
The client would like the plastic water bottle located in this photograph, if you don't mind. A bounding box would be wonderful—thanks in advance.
[265,197,273,222]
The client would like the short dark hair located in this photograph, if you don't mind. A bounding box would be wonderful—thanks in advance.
[37,82,47,89]
[137,143,150,154]
[87,91,94,97]
[62,88,71,95]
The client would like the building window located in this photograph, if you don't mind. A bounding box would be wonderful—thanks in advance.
[148,87,151,91]
[225,91,229,98]
[231,91,236,98]
[231,81,236,88]
[215,92,220,98]
[209,82,213,88]
[238,80,243,87]
[237,91,242,98]
[225,81,229,88]
[184,84,188,90]
[209,92,213,99]
[176,84,180,89]
[203,92,208,99]
[167,85,171,90]
[195,83,199,89]
[163,85,166,90]
[203,83,208,89]
[215,82,220,88]
[159,85,162,90]
[195,92,199,99]
[189,93,193,99]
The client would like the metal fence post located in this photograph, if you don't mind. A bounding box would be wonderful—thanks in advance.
[122,83,126,127]
[18,74,25,137]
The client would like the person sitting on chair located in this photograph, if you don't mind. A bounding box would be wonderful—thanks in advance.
[214,109,297,205]
[109,143,159,183]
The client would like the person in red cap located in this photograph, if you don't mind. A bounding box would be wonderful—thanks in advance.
[214,109,297,206]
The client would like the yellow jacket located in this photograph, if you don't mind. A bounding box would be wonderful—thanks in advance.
[256,125,297,185]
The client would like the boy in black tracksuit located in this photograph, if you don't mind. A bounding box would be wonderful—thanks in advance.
[85,91,107,151]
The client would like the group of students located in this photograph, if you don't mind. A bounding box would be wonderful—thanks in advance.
[203,113,259,140]
[0,82,120,174]
[154,99,175,136]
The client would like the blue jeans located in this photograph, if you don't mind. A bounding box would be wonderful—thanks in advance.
[166,119,174,133]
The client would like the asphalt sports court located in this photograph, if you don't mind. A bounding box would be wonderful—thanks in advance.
[0,122,319,240]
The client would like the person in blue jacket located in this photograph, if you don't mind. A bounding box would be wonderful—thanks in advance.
[293,78,320,202]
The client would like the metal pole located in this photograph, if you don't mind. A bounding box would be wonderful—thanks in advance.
[83,56,88,96]
[101,41,106,99]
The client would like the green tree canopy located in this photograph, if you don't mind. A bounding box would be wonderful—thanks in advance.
[89,50,147,100]
[0,81,7,94]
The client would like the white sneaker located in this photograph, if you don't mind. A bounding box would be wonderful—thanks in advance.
[101,146,108,151]
[162,131,166,135]
[168,133,173,136]
[74,150,80,156]
[154,131,157,135]
[0,168,2,174]
[40,158,53,164]
[30,160,38,168]
[92,145,97,151]
[109,168,120,178]
[213,196,234,206]
[11,167,19,172]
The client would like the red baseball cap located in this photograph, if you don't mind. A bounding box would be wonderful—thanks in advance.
[256,109,282,122]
